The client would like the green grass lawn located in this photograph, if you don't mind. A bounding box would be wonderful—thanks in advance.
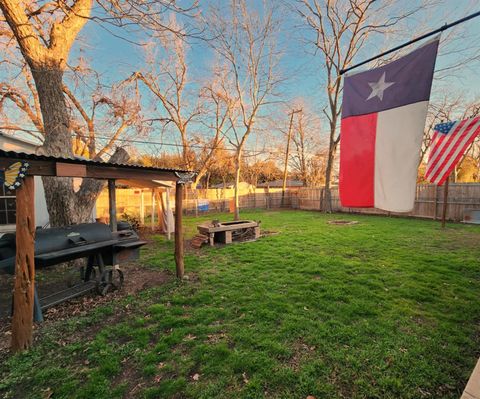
[1,210,480,399]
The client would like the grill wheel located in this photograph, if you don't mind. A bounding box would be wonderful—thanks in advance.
[98,267,124,296]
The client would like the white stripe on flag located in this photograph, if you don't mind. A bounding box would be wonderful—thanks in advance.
[374,101,428,212]
[425,119,473,180]
[433,118,480,184]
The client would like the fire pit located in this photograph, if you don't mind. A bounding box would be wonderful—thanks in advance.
[327,220,359,225]
[197,220,260,246]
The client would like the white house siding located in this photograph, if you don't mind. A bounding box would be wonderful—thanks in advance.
[0,133,49,230]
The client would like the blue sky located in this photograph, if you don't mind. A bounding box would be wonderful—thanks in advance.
[5,0,480,155]
[73,1,480,97]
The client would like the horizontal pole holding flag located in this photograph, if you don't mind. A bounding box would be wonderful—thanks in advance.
[340,10,480,75]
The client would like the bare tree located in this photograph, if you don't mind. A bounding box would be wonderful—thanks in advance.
[194,64,237,187]
[128,34,230,188]
[128,33,201,170]
[206,0,283,220]
[0,0,196,226]
[290,108,325,186]
[0,57,147,222]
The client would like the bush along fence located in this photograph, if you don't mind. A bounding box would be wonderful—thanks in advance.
[96,184,480,222]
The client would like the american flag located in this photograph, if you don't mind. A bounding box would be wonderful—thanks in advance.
[425,117,480,185]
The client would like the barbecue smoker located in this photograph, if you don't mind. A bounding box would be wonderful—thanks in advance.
[0,222,146,320]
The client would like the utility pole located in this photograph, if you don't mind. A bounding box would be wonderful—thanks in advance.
[282,109,302,207]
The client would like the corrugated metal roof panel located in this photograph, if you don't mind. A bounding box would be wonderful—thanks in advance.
[0,149,192,174]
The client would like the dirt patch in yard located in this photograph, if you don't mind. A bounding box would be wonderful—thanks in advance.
[0,265,172,354]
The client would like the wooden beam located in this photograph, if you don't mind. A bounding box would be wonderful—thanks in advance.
[0,159,55,176]
[11,175,35,352]
[85,166,179,181]
[108,179,117,232]
[174,182,185,279]
[56,162,86,177]
[0,157,181,181]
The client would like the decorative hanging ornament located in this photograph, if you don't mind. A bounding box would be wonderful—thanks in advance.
[0,161,29,191]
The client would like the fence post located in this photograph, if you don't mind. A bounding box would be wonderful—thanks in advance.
[433,185,438,220]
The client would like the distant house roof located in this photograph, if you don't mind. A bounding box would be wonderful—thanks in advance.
[0,131,41,153]
[257,179,304,188]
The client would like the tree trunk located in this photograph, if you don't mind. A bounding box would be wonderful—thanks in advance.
[32,68,72,157]
[31,67,78,227]
[323,149,335,213]
[323,120,338,213]
[206,172,210,191]
[234,153,242,220]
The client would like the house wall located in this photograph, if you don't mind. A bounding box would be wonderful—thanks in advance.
[0,133,49,230]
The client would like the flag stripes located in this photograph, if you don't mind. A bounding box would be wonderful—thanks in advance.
[425,117,480,185]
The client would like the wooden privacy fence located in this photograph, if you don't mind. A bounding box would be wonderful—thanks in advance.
[296,183,480,221]
[96,184,480,222]
[182,190,297,214]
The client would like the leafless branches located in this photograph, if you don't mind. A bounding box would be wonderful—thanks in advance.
[204,0,283,219]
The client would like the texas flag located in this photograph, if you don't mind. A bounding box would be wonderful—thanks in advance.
[339,38,440,212]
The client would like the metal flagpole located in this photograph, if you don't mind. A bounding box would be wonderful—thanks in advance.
[340,10,480,76]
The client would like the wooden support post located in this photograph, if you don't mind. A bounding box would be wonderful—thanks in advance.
[433,185,438,220]
[175,182,185,279]
[11,175,35,352]
[140,190,145,225]
[166,188,172,241]
[155,190,165,232]
[108,179,117,232]
[441,175,450,229]
[151,189,155,232]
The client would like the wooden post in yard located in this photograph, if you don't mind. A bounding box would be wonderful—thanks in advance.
[166,188,172,241]
[151,189,155,232]
[155,189,163,231]
[108,179,117,232]
[11,175,35,351]
[140,190,145,225]
[175,182,185,279]
[441,174,451,229]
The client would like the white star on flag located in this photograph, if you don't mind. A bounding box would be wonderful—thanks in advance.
[366,72,395,101]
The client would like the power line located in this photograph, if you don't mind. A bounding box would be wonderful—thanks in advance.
[0,125,293,157]
[94,134,287,156]
[340,10,480,75]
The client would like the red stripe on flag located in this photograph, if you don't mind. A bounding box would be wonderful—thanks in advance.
[339,113,377,207]
[426,131,447,170]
